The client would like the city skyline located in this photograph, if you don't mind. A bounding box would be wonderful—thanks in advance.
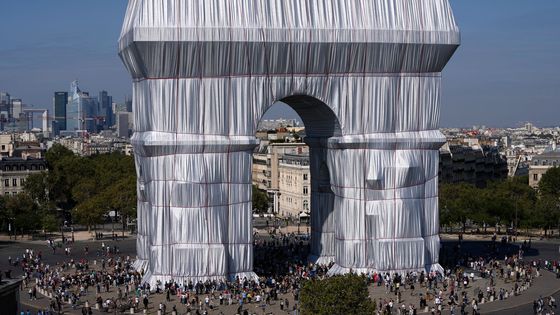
[0,0,559,128]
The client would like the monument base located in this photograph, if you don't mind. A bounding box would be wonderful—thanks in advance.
[327,263,444,276]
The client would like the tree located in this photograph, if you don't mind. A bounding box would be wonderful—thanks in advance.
[535,167,560,235]
[539,167,560,197]
[484,179,536,230]
[72,196,105,232]
[102,175,137,235]
[300,274,376,315]
[5,193,40,234]
[439,183,480,233]
[533,194,560,236]
[24,172,49,204]
[252,185,269,213]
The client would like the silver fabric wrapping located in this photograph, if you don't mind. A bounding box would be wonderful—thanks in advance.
[119,0,459,283]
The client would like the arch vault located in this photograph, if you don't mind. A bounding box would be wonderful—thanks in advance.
[119,0,460,285]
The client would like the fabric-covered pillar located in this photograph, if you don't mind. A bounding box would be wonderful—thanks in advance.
[306,137,335,265]
[327,131,445,275]
[133,134,258,286]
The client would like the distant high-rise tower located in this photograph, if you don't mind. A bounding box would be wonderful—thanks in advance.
[54,92,68,134]
[116,112,129,138]
[66,81,97,132]
[0,92,10,104]
[98,91,114,128]
[11,99,23,120]
[125,95,132,112]
[0,92,10,129]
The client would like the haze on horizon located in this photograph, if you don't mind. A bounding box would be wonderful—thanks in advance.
[0,0,558,128]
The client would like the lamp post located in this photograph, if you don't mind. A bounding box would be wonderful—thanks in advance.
[514,196,519,241]
[61,221,65,243]
[8,218,14,240]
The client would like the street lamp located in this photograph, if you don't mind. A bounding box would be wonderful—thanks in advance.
[61,221,66,243]
[8,217,14,240]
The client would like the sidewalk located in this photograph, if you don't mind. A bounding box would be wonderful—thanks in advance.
[0,229,134,244]
[476,270,560,314]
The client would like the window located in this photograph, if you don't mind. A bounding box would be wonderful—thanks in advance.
[4,179,9,187]
[533,174,538,181]
[20,178,25,186]
[303,186,309,195]
[12,179,17,187]
[303,174,308,180]
[303,200,309,210]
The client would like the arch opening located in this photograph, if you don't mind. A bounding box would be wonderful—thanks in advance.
[253,96,340,272]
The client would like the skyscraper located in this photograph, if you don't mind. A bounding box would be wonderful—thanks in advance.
[116,112,130,138]
[0,92,10,104]
[11,99,23,120]
[0,92,10,129]
[54,92,68,134]
[98,91,114,128]
[66,81,99,133]
[125,95,132,112]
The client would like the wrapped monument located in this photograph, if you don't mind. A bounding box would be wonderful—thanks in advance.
[118,0,460,285]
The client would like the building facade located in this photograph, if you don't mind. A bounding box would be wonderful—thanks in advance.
[53,135,133,156]
[529,148,560,188]
[252,153,269,191]
[278,153,310,218]
[0,157,47,196]
[252,143,308,214]
[439,144,508,187]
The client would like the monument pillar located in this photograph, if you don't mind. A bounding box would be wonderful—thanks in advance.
[133,134,258,285]
[306,137,335,265]
[327,131,445,274]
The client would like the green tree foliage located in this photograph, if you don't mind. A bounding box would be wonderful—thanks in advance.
[439,183,480,232]
[252,185,269,213]
[439,179,537,232]
[539,167,560,197]
[72,196,106,231]
[534,167,560,234]
[532,194,560,235]
[300,274,376,315]
[24,172,49,203]
[0,144,138,234]
[5,193,40,233]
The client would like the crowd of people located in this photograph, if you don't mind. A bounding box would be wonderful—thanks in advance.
[8,232,560,315]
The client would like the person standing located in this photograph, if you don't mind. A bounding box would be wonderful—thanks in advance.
[143,295,149,310]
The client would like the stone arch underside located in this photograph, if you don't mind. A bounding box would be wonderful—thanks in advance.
[119,0,460,286]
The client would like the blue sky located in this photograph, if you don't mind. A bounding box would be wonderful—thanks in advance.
[0,0,558,128]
